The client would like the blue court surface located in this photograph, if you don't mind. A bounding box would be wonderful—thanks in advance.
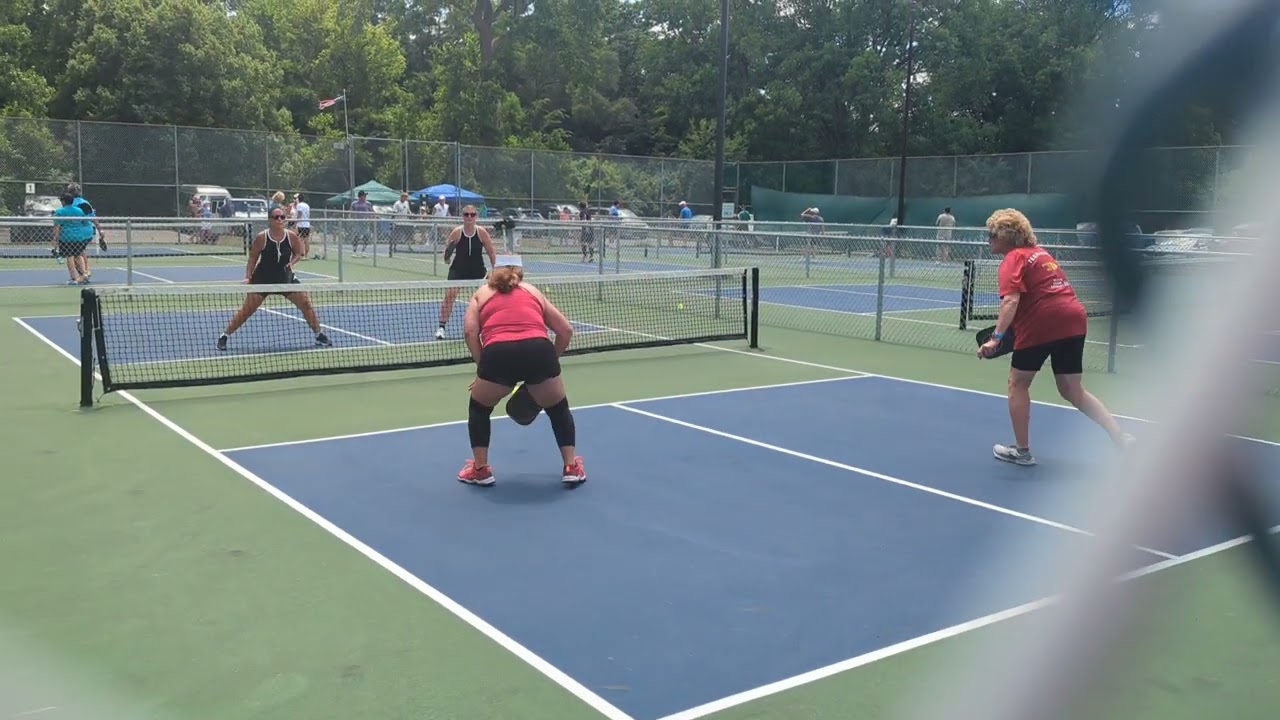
[0,264,333,288]
[199,375,1278,720]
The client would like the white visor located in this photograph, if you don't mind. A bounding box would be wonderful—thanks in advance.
[495,254,523,268]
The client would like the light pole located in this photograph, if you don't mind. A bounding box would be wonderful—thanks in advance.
[712,0,730,268]
[896,0,917,227]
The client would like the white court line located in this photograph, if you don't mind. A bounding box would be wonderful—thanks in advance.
[218,375,870,453]
[11,316,638,720]
[654,524,1280,720]
[612,404,1177,561]
[698,344,1280,450]
[110,267,173,284]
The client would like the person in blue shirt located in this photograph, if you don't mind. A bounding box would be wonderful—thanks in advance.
[64,183,104,280]
[52,194,95,285]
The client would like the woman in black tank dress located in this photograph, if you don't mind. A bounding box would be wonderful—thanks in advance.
[216,209,331,351]
[436,204,497,340]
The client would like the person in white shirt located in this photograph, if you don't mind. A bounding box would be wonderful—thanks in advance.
[433,196,450,217]
[292,193,312,259]
[936,206,956,261]
[391,191,413,251]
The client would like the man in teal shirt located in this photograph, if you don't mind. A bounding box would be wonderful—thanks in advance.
[53,194,95,284]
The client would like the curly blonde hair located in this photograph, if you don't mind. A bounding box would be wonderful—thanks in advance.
[488,265,524,293]
[986,208,1038,250]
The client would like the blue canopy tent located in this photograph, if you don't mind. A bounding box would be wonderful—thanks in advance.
[410,184,485,203]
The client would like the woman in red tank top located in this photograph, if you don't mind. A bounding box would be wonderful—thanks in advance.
[457,255,586,487]
[978,209,1133,466]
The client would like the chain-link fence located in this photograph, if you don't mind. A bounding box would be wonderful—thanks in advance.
[4,116,1252,232]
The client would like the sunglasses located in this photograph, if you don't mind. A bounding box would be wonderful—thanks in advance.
[463,212,477,217]
[270,214,286,220]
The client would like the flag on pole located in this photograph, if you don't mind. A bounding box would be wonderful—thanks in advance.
[318,95,346,110]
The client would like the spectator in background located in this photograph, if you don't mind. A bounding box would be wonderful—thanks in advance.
[269,191,286,214]
[351,189,375,256]
[189,194,203,218]
[433,195,450,217]
[578,201,595,263]
[678,200,693,225]
[609,200,622,219]
[801,207,824,234]
[936,206,956,261]
[391,191,413,251]
[292,193,312,259]
[737,204,752,232]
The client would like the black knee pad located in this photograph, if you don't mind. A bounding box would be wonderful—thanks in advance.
[544,397,575,448]
[468,397,494,448]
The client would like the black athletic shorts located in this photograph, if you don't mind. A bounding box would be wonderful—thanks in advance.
[58,240,88,257]
[448,262,488,281]
[249,270,298,298]
[1011,335,1086,375]
[477,337,560,387]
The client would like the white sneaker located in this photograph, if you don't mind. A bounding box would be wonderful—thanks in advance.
[993,443,1036,466]
[434,327,446,340]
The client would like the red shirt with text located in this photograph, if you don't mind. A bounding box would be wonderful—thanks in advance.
[997,246,1088,350]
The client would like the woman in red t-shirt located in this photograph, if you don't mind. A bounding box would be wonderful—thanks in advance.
[459,255,587,486]
[977,209,1133,465]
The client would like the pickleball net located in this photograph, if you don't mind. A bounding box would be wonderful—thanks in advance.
[77,267,760,406]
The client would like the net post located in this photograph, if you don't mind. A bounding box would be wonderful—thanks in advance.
[90,290,112,393]
[79,288,94,407]
[875,251,887,341]
[749,267,760,348]
[960,259,974,330]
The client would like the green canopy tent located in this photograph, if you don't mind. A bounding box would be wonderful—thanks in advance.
[324,181,403,207]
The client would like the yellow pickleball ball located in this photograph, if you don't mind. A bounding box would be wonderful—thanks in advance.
[677,302,685,310]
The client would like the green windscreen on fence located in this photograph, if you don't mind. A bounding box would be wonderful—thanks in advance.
[749,185,1084,230]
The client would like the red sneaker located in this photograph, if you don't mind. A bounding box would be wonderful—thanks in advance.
[458,459,495,486]
[562,456,586,486]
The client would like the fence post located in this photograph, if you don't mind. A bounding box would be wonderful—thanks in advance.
[126,218,134,286]
[76,121,84,183]
[875,252,887,342]
[173,125,180,215]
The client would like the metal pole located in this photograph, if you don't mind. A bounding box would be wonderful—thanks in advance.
[343,89,353,202]
[896,0,916,226]
[712,0,730,269]
[173,125,181,215]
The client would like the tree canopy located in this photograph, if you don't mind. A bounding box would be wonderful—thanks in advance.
[0,0,1242,162]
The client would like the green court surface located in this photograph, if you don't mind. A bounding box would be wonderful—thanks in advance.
[3,267,1279,720]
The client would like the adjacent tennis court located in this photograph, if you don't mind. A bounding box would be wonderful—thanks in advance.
[6,258,1280,720]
